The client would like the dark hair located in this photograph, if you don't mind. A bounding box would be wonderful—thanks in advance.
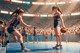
[0,20,3,24]
[11,8,24,16]
[52,6,62,14]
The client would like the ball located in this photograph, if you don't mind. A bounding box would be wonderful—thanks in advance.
[60,27,67,33]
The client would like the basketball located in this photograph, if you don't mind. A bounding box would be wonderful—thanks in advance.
[60,27,67,33]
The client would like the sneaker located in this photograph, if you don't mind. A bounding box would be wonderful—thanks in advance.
[21,47,30,52]
[58,44,62,49]
[53,44,59,49]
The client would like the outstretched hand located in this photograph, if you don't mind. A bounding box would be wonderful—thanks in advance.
[27,25,32,28]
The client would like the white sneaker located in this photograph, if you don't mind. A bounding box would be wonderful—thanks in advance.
[22,47,30,52]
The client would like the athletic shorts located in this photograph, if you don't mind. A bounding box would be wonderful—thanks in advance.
[7,25,14,33]
[54,20,60,28]
[0,31,4,36]
[22,33,27,36]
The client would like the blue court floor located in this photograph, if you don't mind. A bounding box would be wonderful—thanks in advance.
[6,42,80,53]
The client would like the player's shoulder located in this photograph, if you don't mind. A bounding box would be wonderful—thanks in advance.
[17,15,22,20]
[57,11,61,15]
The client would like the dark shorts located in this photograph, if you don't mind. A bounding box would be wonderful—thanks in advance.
[0,31,4,36]
[0,31,8,37]
[54,20,60,28]
[22,33,27,36]
[7,25,14,33]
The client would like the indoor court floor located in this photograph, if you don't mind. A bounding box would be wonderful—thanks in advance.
[6,42,80,53]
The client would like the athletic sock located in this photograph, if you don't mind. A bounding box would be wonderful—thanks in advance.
[20,43,24,50]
